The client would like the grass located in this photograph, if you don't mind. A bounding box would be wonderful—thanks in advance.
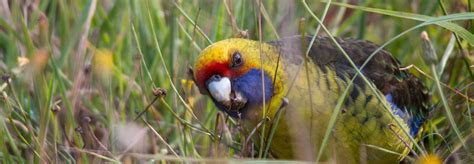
[0,0,473,163]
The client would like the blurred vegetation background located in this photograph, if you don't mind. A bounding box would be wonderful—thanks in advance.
[0,0,473,163]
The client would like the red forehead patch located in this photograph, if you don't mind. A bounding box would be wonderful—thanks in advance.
[195,62,233,89]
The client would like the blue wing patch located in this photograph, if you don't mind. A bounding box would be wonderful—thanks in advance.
[385,93,423,136]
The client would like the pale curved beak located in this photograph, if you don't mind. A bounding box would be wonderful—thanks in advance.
[206,75,247,112]
[207,76,232,104]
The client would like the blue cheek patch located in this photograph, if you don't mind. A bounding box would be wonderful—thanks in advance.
[385,93,423,136]
[233,69,274,106]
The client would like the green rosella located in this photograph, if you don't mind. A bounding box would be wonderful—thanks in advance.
[192,36,429,163]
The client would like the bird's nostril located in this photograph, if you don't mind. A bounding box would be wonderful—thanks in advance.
[211,74,221,81]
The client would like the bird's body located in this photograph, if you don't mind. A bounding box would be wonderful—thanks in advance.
[193,36,428,163]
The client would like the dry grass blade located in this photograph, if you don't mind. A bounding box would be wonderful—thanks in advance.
[0,0,472,163]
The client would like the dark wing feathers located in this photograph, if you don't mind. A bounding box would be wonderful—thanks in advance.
[268,35,429,117]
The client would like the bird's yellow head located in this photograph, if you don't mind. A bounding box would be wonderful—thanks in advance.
[193,38,285,118]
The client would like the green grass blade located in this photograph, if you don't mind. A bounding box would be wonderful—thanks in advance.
[327,2,474,45]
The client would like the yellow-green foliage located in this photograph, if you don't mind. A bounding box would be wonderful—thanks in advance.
[0,0,472,163]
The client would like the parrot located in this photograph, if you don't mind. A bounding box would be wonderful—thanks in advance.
[192,35,429,163]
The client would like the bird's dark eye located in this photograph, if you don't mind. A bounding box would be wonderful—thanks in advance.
[231,51,243,68]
